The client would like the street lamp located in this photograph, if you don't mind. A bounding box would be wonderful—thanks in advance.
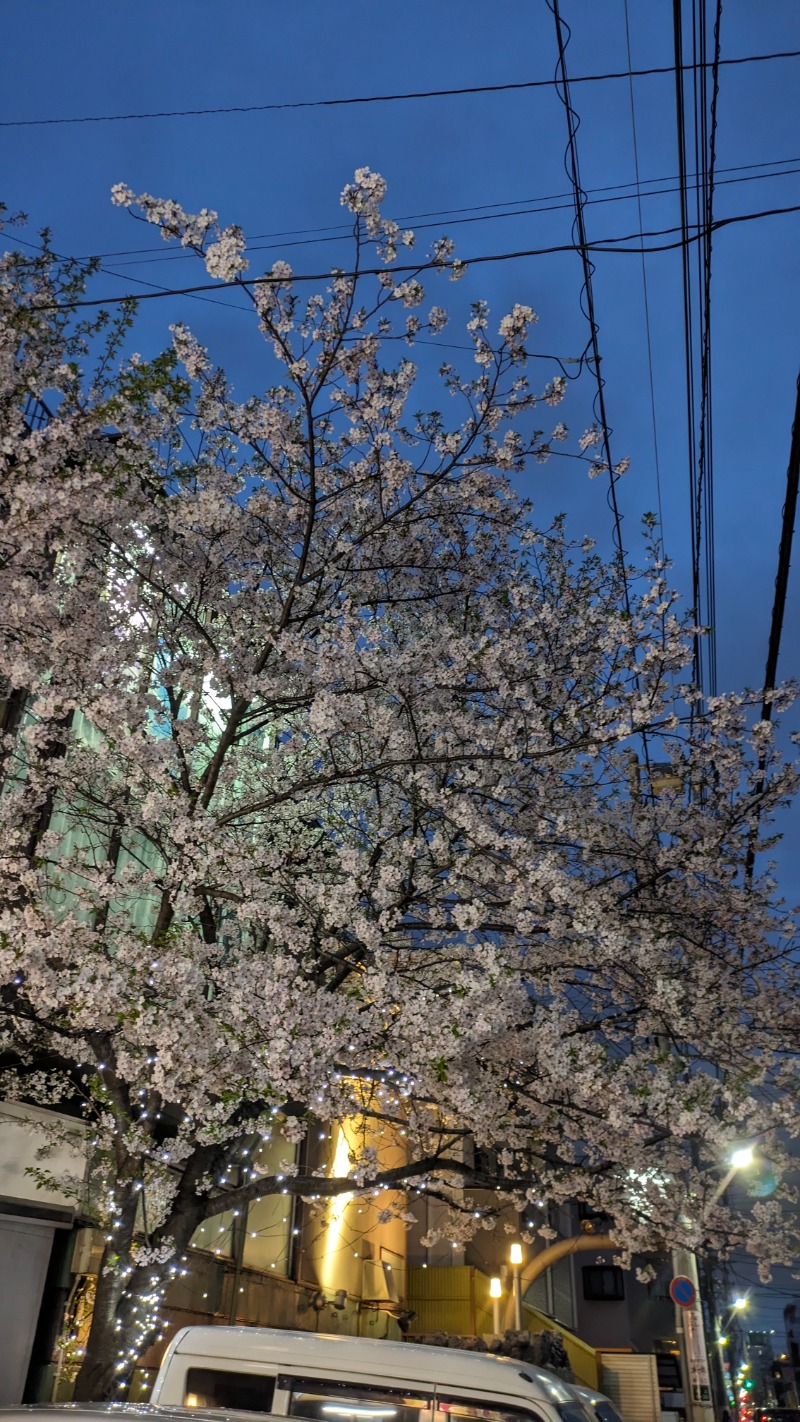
[696,1151,756,1421]
[490,1276,502,1336]
[710,1146,757,1208]
[509,1243,523,1330]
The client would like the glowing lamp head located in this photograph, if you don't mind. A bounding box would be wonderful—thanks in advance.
[733,1297,748,1310]
[490,1276,503,1299]
[731,1146,755,1171]
[510,1243,523,1266]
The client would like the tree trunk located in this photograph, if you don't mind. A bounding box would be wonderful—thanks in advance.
[74,1251,178,1401]
[73,1189,210,1400]
[73,1250,136,1401]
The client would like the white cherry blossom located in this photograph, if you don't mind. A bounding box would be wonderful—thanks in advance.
[0,173,798,1399]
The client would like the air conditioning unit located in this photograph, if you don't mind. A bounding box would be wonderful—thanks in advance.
[361,1259,400,1304]
[71,1227,105,1275]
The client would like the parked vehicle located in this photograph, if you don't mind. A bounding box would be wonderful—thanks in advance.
[0,1409,235,1422]
[151,1326,597,1422]
[571,1385,625,1422]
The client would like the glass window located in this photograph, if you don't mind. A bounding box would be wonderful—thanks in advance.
[189,1208,236,1259]
[435,1395,544,1422]
[243,1191,293,1273]
[241,1131,296,1275]
[655,1353,682,1391]
[558,1406,594,1422]
[593,1403,624,1422]
[283,1375,433,1422]
[581,1265,625,1302]
[189,1131,297,1271]
[184,1367,276,1411]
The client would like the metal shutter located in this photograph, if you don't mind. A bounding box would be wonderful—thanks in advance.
[599,1353,660,1422]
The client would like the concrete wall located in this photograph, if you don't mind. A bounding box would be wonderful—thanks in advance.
[571,1249,675,1354]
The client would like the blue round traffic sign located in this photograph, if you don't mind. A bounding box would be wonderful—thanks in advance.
[669,1275,697,1308]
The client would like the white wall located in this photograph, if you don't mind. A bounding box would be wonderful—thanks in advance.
[0,1100,88,1213]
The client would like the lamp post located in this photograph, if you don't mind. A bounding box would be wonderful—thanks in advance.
[490,1276,503,1337]
[674,1150,755,1422]
[633,755,756,1420]
[510,1243,523,1331]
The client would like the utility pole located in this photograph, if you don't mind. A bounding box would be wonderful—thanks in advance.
[672,1248,715,1422]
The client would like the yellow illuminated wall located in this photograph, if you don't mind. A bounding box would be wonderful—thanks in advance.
[304,1114,407,1306]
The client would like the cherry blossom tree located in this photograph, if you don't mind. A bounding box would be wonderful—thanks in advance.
[0,174,798,1400]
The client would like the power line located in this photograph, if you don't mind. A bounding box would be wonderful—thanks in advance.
[672,0,723,701]
[7,227,590,376]
[3,231,583,375]
[546,0,653,781]
[759,377,800,715]
[548,0,643,577]
[697,0,723,698]
[687,0,720,699]
[75,152,800,264]
[1,48,799,129]
[622,0,667,554]
[20,202,800,312]
[673,0,702,699]
[8,231,254,313]
[71,159,800,273]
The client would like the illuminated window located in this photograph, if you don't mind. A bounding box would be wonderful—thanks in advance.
[189,1132,297,1272]
[283,1375,432,1422]
[435,1397,544,1422]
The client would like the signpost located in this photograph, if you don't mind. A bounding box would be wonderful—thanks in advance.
[670,1276,698,1309]
[685,1306,713,1404]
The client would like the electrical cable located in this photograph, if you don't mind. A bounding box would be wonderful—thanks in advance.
[622,0,667,558]
[696,0,723,698]
[673,0,704,700]
[691,0,714,696]
[19,201,800,312]
[5,237,585,381]
[693,0,712,692]
[744,370,800,886]
[547,0,636,589]
[8,230,255,314]
[8,231,254,313]
[672,0,722,705]
[2,47,798,128]
[7,232,588,382]
[61,159,800,273]
[71,152,800,265]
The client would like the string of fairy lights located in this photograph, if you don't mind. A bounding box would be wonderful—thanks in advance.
[80,1067,480,1384]
[84,1048,555,1387]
